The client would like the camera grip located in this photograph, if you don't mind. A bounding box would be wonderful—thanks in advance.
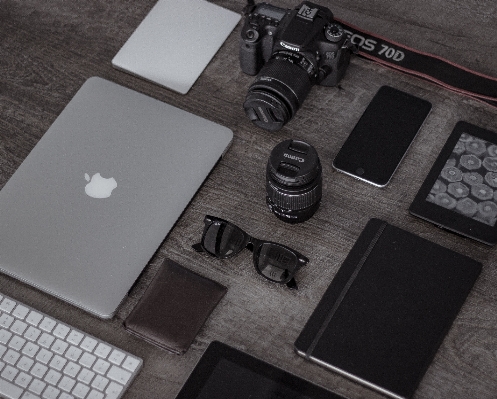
[239,37,264,76]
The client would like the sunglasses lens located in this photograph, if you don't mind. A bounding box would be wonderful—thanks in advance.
[256,243,298,283]
[203,221,246,257]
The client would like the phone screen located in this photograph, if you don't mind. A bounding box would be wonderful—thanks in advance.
[333,86,432,187]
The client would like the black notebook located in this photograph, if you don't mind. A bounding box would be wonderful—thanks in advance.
[294,218,481,399]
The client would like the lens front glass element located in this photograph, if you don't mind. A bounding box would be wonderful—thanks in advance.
[203,221,246,258]
[256,243,297,282]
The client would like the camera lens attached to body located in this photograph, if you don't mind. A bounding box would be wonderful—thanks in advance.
[244,52,314,132]
[266,139,322,223]
[239,1,354,131]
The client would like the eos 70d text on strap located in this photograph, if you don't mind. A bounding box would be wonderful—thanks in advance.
[337,19,497,109]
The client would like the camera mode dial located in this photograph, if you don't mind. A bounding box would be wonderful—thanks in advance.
[244,29,259,43]
[325,23,344,42]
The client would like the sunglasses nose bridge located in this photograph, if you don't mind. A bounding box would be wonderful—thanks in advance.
[246,236,261,252]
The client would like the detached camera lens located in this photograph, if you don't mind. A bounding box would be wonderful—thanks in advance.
[266,139,322,223]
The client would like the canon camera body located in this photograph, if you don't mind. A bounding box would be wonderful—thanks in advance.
[240,2,354,131]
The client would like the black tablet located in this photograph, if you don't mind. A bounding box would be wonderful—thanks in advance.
[175,341,345,399]
[410,121,497,245]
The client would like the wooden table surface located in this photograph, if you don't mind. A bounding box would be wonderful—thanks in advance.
[1,1,496,398]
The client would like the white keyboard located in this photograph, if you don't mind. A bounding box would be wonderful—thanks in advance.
[0,293,142,399]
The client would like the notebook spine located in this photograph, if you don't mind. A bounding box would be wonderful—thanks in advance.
[294,219,387,356]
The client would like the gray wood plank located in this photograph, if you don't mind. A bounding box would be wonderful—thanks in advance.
[0,1,496,398]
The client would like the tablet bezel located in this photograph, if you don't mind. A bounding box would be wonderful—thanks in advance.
[175,341,343,399]
[410,121,497,246]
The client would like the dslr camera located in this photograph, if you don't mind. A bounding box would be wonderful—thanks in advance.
[240,1,355,131]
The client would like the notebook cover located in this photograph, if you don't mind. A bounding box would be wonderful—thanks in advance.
[124,258,227,354]
[294,218,482,399]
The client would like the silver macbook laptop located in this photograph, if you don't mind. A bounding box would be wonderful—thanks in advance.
[0,77,233,318]
[111,0,241,94]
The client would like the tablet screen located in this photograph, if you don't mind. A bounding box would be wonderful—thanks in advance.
[175,341,344,399]
[196,358,313,399]
[426,132,497,226]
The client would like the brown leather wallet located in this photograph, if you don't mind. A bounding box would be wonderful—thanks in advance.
[124,258,227,354]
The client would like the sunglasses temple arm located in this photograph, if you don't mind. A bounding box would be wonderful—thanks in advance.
[192,243,205,253]
[286,277,298,290]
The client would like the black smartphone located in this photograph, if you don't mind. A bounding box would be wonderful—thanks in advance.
[333,86,432,187]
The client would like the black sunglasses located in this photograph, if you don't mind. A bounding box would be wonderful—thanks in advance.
[192,215,309,289]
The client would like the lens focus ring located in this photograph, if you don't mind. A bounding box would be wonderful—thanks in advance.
[243,53,314,131]
[266,176,322,211]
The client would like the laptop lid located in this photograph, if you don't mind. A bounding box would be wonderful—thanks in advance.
[0,77,233,318]
[111,0,241,94]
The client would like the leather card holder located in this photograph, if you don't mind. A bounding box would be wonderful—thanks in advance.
[124,258,227,354]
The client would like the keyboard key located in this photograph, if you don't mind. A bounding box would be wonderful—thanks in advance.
[122,356,141,372]
[24,326,41,342]
[94,343,111,358]
[93,358,110,375]
[44,368,62,385]
[28,378,46,395]
[108,349,126,365]
[23,392,43,399]
[36,348,53,364]
[53,324,70,339]
[77,367,95,384]
[58,375,77,392]
[80,337,97,352]
[1,364,19,381]
[4,348,21,365]
[91,374,109,391]
[17,356,34,372]
[107,365,132,385]
[66,330,84,346]
[39,318,56,333]
[63,361,81,378]
[0,313,14,328]
[25,311,43,327]
[9,335,26,351]
[87,389,105,399]
[0,298,17,313]
[22,341,39,358]
[49,354,67,371]
[0,378,23,399]
[15,371,32,388]
[38,333,55,349]
[79,352,96,369]
[72,382,90,398]
[42,385,60,399]
[51,339,68,355]
[31,362,48,379]
[65,345,83,362]
[12,305,30,320]
[105,381,124,399]
[0,328,13,344]
[11,320,28,335]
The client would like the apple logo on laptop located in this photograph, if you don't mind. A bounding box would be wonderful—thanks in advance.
[84,173,117,199]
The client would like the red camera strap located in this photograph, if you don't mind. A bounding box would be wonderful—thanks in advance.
[337,19,497,109]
